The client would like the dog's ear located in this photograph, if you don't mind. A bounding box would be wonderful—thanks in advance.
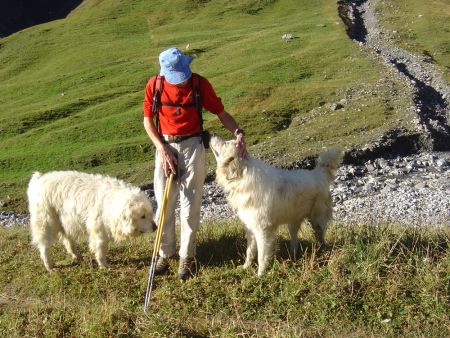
[222,156,243,181]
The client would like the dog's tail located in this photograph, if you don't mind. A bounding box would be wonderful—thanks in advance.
[27,172,42,193]
[30,171,42,183]
[316,147,344,182]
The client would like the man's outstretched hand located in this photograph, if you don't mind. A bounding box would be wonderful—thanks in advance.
[235,133,247,159]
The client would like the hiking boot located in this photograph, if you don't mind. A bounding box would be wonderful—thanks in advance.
[177,257,197,281]
[154,256,170,275]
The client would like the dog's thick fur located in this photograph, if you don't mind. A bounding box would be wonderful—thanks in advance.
[210,136,343,276]
[27,170,155,271]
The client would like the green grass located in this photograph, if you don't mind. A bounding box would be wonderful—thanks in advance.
[376,0,450,81]
[0,0,422,212]
[0,221,448,336]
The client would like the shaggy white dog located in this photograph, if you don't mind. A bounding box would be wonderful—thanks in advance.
[210,136,343,276]
[27,171,155,271]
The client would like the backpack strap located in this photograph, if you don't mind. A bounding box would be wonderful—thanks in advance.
[151,74,203,133]
[192,74,203,132]
[151,75,164,133]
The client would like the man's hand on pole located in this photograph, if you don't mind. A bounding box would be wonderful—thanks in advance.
[143,117,178,177]
[158,143,178,177]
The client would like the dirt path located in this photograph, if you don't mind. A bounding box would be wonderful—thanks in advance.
[338,0,450,152]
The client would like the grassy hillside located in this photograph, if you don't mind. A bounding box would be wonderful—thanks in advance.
[0,0,408,212]
[377,0,450,81]
[0,222,448,336]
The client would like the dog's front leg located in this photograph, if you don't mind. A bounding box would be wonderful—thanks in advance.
[61,234,82,262]
[255,228,276,276]
[311,221,326,246]
[38,244,54,272]
[287,223,300,260]
[242,229,257,269]
[89,235,108,268]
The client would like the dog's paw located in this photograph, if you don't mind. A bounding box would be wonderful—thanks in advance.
[238,263,251,270]
[44,263,55,273]
[95,256,109,269]
[67,254,82,264]
[257,269,266,277]
[97,261,109,269]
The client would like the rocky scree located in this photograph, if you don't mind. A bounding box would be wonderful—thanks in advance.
[2,152,448,228]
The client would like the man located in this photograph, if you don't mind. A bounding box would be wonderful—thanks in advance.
[143,47,246,281]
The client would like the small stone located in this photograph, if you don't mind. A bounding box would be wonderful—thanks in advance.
[331,102,344,111]
[281,33,294,42]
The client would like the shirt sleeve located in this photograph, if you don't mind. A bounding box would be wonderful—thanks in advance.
[143,77,155,118]
[199,76,225,115]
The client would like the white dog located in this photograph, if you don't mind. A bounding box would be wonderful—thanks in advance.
[27,170,155,271]
[210,136,343,276]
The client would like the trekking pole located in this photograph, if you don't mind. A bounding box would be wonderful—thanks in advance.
[144,172,174,312]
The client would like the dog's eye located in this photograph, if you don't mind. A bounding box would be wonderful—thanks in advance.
[141,215,146,219]
[223,156,235,166]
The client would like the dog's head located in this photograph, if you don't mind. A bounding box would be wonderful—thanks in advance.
[210,135,245,182]
[120,192,156,237]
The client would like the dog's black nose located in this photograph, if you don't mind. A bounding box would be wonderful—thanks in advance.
[151,221,157,232]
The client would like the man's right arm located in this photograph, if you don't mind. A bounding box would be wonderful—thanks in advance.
[143,117,164,151]
[143,117,177,177]
[143,78,177,177]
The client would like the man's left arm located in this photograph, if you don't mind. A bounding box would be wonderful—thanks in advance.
[217,111,247,158]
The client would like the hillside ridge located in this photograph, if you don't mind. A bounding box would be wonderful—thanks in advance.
[0,0,82,38]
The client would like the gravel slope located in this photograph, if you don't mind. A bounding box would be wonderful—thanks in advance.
[200,151,450,227]
[3,152,448,228]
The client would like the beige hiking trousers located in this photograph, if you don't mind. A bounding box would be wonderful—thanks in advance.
[154,136,206,259]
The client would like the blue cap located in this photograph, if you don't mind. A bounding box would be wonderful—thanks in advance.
[159,47,193,85]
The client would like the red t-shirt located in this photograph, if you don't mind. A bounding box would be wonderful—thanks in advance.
[143,73,224,135]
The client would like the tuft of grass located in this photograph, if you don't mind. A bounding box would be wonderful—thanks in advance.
[0,221,448,336]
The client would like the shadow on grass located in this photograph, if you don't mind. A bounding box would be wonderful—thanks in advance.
[197,232,246,267]
[332,226,449,258]
[95,225,450,272]
[53,259,82,270]
[107,252,152,268]
[197,232,328,269]
[278,238,324,260]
